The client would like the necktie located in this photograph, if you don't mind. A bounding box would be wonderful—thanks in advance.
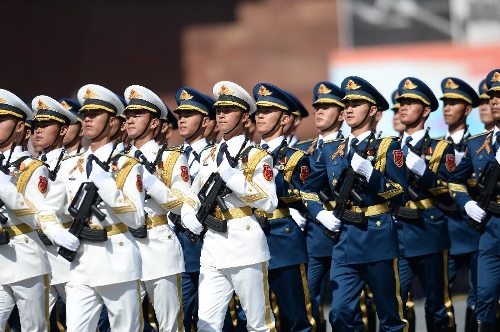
[494,132,500,153]
[348,138,358,160]
[403,136,413,156]
[317,139,324,150]
[40,154,47,162]
[86,154,94,178]
[216,142,227,167]
[260,143,269,150]
[184,145,193,160]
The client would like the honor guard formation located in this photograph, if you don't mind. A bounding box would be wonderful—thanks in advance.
[1,69,500,332]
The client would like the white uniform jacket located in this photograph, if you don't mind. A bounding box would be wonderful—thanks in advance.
[0,146,51,285]
[37,142,144,287]
[129,140,188,280]
[182,135,278,269]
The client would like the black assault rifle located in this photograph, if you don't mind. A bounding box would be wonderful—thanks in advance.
[324,132,375,243]
[58,145,117,262]
[467,161,500,232]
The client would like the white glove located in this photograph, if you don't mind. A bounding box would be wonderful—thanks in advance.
[89,163,112,188]
[406,150,426,177]
[53,229,80,251]
[182,212,204,235]
[289,208,307,231]
[142,169,158,192]
[219,158,239,183]
[0,171,11,187]
[496,148,500,164]
[464,201,486,223]
[351,153,374,181]
[316,210,341,232]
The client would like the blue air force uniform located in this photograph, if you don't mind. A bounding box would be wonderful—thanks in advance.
[254,83,314,332]
[394,77,456,330]
[301,76,407,332]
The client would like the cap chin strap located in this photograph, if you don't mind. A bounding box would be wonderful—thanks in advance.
[0,120,19,147]
[350,107,372,131]
[263,110,284,137]
[185,115,205,141]
[43,123,64,154]
[88,113,111,141]
[133,114,155,141]
[321,113,339,134]
[223,111,245,136]
[65,123,82,151]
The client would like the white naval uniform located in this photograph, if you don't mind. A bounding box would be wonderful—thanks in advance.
[0,146,51,331]
[184,138,209,179]
[181,135,277,332]
[37,142,145,332]
[42,148,72,308]
[130,139,188,332]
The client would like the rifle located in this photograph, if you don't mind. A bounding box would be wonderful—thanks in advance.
[58,143,117,262]
[325,132,375,243]
[48,148,66,181]
[468,161,500,231]
[0,143,16,244]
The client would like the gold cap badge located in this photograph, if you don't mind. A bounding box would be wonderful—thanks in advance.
[128,89,142,99]
[60,100,72,110]
[83,88,99,100]
[317,84,332,94]
[257,85,272,96]
[402,79,418,90]
[444,78,459,89]
[482,82,488,91]
[218,84,233,96]
[345,80,361,90]
[37,99,50,110]
[491,72,500,83]
[0,98,5,104]
[179,90,193,101]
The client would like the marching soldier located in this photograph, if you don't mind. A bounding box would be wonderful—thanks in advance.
[0,89,51,331]
[204,108,220,144]
[36,84,145,331]
[448,69,500,331]
[180,80,277,332]
[478,79,495,132]
[391,90,405,137]
[173,87,215,331]
[395,77,456,331]
[32,95,78,330]
[155,106,179,147]
[284,93,308,147]
[439,77,481,332]
[302,81,345,332]
[60,98,86,156]
[253,82,315,332]
[301,76,407,331]
[124,84,189,331]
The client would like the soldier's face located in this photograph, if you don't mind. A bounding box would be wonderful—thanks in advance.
[125,110,154,139]
[82,109,110,139]
[489,91,500,120]
[442,99,470,126]
[314,104,343,131]
[33,121,64,150]
[0,115,19,146]
[479,100,493,125]
[343,100,374,128]
[398,98,429,125]
[255,107,288,134]
[177,110,206,138]
[215,106,246,133]
[63,123,83,146]
[392,109,406,133]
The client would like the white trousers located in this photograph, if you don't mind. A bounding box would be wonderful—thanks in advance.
[65,280,143,332]
[141,274,184,332]
[49,282,67,312]
[198,262,275,332]
[0,274,50,331]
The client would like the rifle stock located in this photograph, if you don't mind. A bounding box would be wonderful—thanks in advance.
[468,161,500,231]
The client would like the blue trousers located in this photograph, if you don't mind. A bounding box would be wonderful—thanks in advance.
[448,251,478,308]
[475,250,500,323]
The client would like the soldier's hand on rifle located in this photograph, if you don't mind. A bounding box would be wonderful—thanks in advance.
[88,161,112,189]
[290,208,307,231]
[53,229,80,251]
[464,201,486,223]
[218,158,239,183]
[316,210,341,232]
[351,153,374,180]
[406,150,426,177]
[182,212,204,235]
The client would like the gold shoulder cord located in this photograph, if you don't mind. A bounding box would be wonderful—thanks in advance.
[428,141,448,174]
[160,151,182,188]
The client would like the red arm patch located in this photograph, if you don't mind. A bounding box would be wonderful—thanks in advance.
[180,166,189,182]
[300,166,310,183]
[38,176,48,194]
[445,154,456,172]
[263,164,273,181]
[393,150,404,168]
[136,175,143,192]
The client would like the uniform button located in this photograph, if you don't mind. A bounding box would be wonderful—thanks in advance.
[246,225,251,230]
[167,235,172,239]
[119,241,124,246]
[376,221,381,227]
[453,193,457,198]
[24,237,28,243]
[430,215,435,220]
[285,227,290,233]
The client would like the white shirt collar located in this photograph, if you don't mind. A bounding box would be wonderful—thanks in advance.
[446,129,465,144]
[402,129,426,148]
[260,135,284,152]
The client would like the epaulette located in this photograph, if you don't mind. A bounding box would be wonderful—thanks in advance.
[61,152,85,162]
[239,145,269,161]
[201,142,216,152]
[296,138,315,145]
[469,131,490,140]
[10,156,31,169]
[324,137,346,144]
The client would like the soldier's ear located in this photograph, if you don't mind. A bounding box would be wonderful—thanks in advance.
[423,106,432,119]
[150,117,160,130]
[60,125,69,136]
[465,104,473,116]
[281,113,290,126]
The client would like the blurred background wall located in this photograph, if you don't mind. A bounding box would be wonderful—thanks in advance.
[2,0,500,143]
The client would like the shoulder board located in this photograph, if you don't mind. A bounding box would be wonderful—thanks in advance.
[296,138,315,145]
[376,136,398,141]
[110,153,140,164]
[469,131,490,140]
[61,152,85,162]
[239,145,262,161]
[10,156,31,169]
[165,146,184,152]
[324,137,347,144]
[285,146,306,156]
[201,143,216,153]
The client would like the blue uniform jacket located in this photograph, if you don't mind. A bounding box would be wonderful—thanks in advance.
[301,136,407,264]
[397,138,453,257]
[449,131,500,255]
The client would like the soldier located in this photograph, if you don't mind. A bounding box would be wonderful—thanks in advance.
[284,93,308,147]
[299,81,345,332]
[478,79,495,132]
[173,87,215,331]
[0,89,51,331]
[123,84,189,331]
[180,80,277,332]
[155,106,179,147]
[439,77,481,332]
[391,90,405,136]
[36,84,145,331]
[60,98,86,156]
[253,82,315,332]
[395,77,456,331]
[448,69,500,331]
[32,95,79,330]
[301,76,407,331]
[204,108,219,144]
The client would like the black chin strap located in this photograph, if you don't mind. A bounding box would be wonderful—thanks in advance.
[134,114,155,141]
[223,111,245,136]
[88,113,110,141]
[263,110,284,137]
[186,115,204,141]
[0,120,19,146]
[321,112,340,134]
[350,106,373,131]
[43,123,64,153]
